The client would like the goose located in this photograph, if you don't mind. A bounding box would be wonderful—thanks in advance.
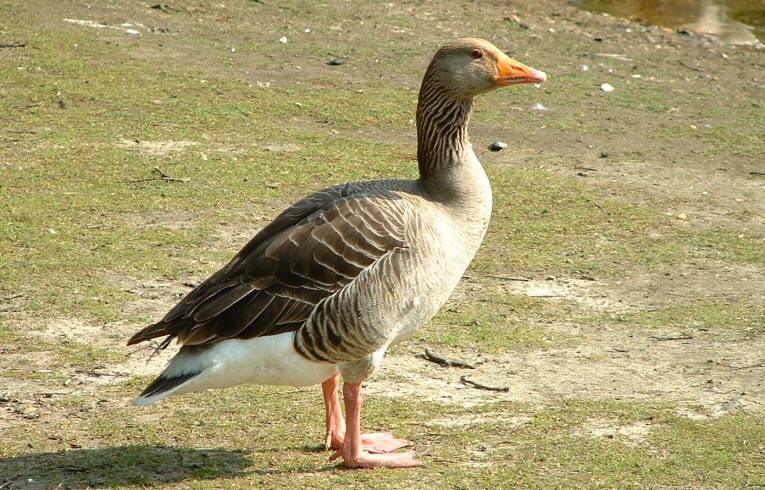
[127,38,546,469]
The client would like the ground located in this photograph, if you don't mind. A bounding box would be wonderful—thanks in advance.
[1,0,764,488]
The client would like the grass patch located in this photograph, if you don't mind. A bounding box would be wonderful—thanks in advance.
[421,292,579,352]
[2,389,763,489]
[596,299,765,334]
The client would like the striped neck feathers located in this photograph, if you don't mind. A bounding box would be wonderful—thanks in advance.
[415,73,474,180]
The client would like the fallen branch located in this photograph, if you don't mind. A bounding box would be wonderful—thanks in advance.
[129,166,189,184]
[416,349,482,369]
[126,341,162,358]
[678,60,704,73]
[593,53,632,62]
[750,171,765,177]
[459,376,509,392]
[717,360,765,370]
[650,333,693,341]
[486,275,531,282]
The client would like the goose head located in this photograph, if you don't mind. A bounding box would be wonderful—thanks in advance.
[426,38,547,99]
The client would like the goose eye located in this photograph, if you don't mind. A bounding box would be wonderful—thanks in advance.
[470,49,483,59]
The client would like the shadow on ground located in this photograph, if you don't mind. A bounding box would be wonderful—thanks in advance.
[0,445,251,489]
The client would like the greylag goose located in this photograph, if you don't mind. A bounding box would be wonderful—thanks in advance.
[127,38,546,469]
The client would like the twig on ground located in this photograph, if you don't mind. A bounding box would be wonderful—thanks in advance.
[0,42,26,49]
[594,53,632,62]
[650,333,693,341]
[750,171,765,177]
[574,166,598,171]
[416,348,482,369]
[459,376,509,392]
[678,60,704,72]
[129,166,189,184]
[126,341,162,359]
[15,103,40,110]
[485,275,531,282]
[152,166,187,181]
[0,476,22,489]
[717,360,765,370]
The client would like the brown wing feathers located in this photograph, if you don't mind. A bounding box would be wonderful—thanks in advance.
[127,189,408,349]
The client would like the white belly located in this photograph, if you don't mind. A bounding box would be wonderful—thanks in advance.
[156,332,338,400]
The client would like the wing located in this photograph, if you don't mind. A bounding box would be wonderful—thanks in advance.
[127,185,410,348]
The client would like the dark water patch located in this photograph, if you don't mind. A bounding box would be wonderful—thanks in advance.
[570,0,765,46]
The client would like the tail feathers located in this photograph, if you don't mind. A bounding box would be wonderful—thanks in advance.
[127,321,176,346]
[133,371,201,406]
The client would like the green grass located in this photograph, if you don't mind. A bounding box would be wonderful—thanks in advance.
[596,299,765,334]
[421,292,578,352]
[1,389,763,488]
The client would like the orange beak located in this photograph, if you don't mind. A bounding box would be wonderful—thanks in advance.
[495,52,547,86]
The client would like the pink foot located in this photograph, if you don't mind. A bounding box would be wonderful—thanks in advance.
[361,432,413,454]
[331,382,423,469]
[331,449,423,469]
[322,376,411,454]
[328,432,412,453]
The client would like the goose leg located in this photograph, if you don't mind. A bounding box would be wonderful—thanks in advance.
[330,382,422,469]
[322,375,413,454]
[322,375,345,450]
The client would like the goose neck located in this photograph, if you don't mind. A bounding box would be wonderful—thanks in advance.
[415,77,474,180]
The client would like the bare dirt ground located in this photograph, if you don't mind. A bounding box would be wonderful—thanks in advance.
[3,264,762,433]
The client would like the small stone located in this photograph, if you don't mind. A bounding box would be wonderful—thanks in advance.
[488,141,507,152]
[326,57,347,66]
[278,36,288,44]
[599,151,609,158]
[581,64,589,72]
[600,83,615,92]
[530,102,548,111]
[676,213,688,220]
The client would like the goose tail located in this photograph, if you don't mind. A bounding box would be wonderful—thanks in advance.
[133,346,210,406]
